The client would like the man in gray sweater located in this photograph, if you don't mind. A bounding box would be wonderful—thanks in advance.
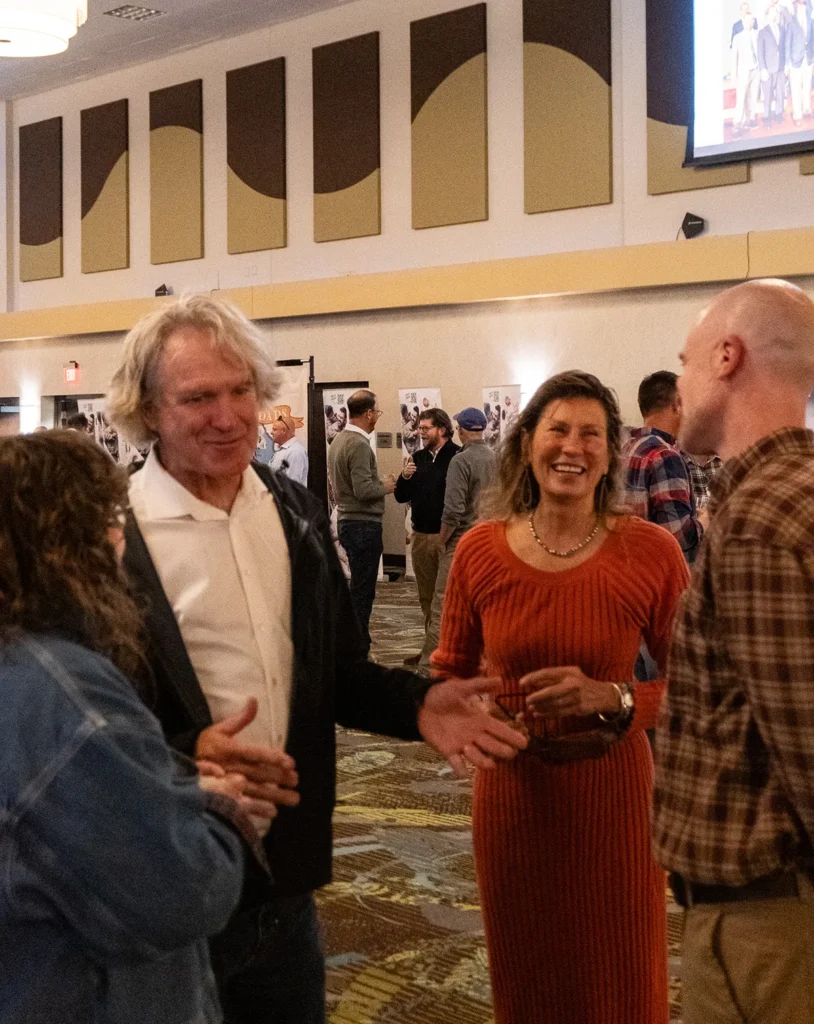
[419,407,497,672]
[327,389,396,654]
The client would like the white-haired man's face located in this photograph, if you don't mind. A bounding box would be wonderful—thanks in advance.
[145,326,260,484]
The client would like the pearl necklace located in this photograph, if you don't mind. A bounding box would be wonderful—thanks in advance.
[528,511,601,558]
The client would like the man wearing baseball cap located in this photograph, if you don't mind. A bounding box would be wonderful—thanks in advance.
[419,407,498,673]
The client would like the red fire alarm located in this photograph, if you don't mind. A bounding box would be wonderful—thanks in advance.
[63,361,80,385]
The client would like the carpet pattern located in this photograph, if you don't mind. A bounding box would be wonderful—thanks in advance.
[318,579,684,1022]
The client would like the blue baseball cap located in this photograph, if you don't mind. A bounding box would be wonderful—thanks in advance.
[454,407,487,431]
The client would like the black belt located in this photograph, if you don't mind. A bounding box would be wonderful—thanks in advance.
[670,870,805,909]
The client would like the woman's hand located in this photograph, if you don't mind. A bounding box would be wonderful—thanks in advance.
[197,760,278,831]
[520,666,621,718]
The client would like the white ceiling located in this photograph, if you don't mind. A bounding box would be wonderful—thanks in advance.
[0,0,357,100]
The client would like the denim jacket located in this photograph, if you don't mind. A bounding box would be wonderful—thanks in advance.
[0,633,246,1024]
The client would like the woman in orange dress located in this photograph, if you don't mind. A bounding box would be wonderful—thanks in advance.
[432,371,689,1024]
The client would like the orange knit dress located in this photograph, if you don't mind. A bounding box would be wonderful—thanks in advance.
[432,517,689,1024]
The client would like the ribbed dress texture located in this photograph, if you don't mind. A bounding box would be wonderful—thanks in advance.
[432,518,689,1024]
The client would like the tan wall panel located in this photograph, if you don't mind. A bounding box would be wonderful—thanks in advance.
[20,238,63,284]
[212,287,254,318]
[746,227,814,278]
[412,56,487,230]
[150,126,204,265]
[525,43,611,213]
[647,119,749,195]
[314,169,381,243]
[0,234,756,342]
[800,153,814,176]
[0,297,172,341]
[227,168,286,254]
[82,153,129,274]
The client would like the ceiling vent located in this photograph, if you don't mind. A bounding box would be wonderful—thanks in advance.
[103,5,166,22]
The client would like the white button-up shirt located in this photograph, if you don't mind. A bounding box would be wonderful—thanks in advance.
[129,449,293,750]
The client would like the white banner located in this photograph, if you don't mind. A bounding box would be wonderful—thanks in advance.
[398,387,442,581]
[399,387,443,458]
[256,361,310,471]
[78,398,150,466]
[482,385,521,450]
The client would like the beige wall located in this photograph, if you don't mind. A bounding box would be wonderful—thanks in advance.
[6,277,807,554]
[7,0,814,315]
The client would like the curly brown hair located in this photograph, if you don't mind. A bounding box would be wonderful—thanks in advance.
[488,370,625,520]
[0,431,144,679]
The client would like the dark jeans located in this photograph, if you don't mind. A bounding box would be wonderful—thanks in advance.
[215,893,326,1024]
[337,519,383,655]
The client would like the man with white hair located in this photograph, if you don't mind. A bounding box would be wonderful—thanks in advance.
[654,279,814,1023]
[107,294,525,1024]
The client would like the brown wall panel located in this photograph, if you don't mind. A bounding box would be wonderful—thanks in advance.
[646,0,748,194]
[81,99,129,274]
[523,0,612,214]
[313,32,381,242]
[19,117,63,282]
[150,79,204,264]
[227,58,286,254]
[411,4,488,230]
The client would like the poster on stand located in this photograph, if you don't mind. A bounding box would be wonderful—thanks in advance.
[256,361,310,472]
[398,387,442,580]
[482,385,521,450]
[78,398,151,466]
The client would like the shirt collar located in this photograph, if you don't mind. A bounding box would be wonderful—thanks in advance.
[130,447,267,522]
[709,427,814,515]
[345,424,371,439]
[630,426,676,445]
[276,437,297,451]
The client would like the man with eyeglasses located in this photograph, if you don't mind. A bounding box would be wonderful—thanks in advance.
[395,408,460,664]
[327,389,396,654]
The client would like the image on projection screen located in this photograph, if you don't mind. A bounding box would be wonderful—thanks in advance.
[691,0,814,165]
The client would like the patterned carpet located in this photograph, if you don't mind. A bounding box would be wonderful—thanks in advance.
[318,579,684,1022]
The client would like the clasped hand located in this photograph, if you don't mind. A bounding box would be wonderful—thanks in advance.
[195,697,300,827]
[520,666,620,718]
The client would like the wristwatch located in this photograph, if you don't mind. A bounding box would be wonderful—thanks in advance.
[598,682,635,732]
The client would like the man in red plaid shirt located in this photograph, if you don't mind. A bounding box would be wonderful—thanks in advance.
[623,371,707,564]
[655,279,814,1024]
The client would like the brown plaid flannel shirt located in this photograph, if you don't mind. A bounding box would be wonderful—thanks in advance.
[654,428,814,885]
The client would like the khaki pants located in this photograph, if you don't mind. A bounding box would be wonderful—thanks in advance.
[419,540,457,673]
[410,531,443,627]
[682,876,814,1024]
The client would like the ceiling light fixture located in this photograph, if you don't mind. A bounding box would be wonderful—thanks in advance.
[0,2,88,58]
[104,4,165,21]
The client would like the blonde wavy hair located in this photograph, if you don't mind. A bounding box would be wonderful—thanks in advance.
[107,293,280,446]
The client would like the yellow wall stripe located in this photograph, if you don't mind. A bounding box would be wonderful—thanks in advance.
[3,228,811,343]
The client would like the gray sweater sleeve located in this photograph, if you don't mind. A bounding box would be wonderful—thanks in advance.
[349,442,386,502]
[441,456,468,530]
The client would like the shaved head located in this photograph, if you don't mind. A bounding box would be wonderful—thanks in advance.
[698,279,814,384]
[678,279,814,458]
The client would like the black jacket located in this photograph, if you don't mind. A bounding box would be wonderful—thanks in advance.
[124,463,432,896]
[394,440,461,533]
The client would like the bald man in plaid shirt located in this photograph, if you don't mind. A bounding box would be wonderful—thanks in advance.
[654,279,814,1024]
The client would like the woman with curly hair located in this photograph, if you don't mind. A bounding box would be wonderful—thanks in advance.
[0,431,268,1024]
[432,372,689,1023]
